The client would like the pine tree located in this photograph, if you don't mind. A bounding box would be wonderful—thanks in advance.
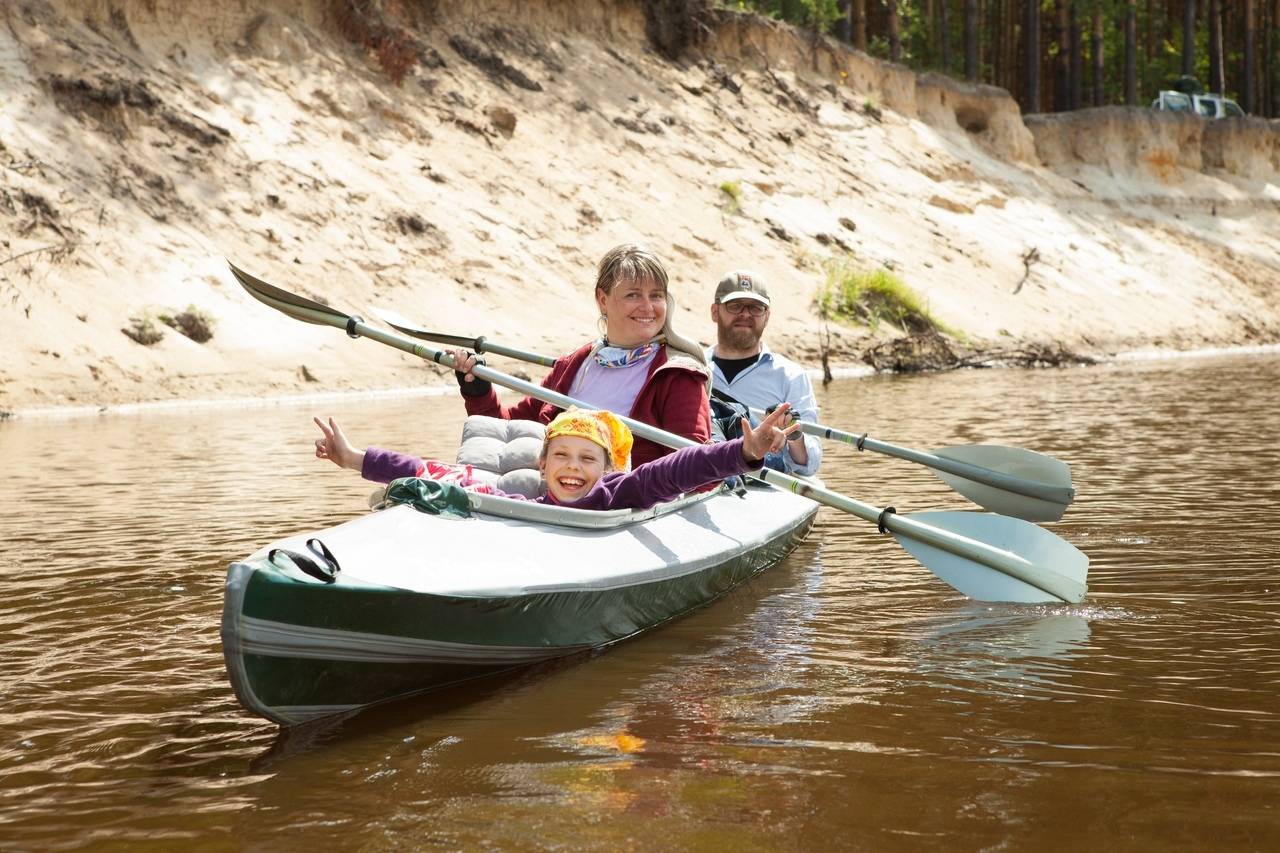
[965,0,979,80]
[1183,0,1197,77]
[1245,0,1257,112]
[1125,0,1138,104]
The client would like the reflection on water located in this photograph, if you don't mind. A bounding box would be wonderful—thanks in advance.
[1,352,1279,849]
[910,608,1092,695]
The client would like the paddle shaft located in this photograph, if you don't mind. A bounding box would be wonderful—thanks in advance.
[389,351,1069,598]
[449,357,1077,602]
[774,417,1072,506]
[416,331,556,368]
[385,323,1072,508]
[232,265,1081,603]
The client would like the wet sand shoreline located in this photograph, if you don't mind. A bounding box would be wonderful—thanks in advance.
[7,342,1278,422]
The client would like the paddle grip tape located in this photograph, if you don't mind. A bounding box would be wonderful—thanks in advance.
[856,433,867,451]
[764,405,805,442]
[346,316,363,338]
[473,335,487,354]
[269,538,342,584]
[877,506,897,534]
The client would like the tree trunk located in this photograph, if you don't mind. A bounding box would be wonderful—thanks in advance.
[1093,3,1105,105]
[1125,0,1138,104]
[852,0,867,51]
[993,0,1003,87]
[1261,0,1271,115]
[1182,0,1197,77]
[1007,0,1018,93]
[1209,0,1224,93]
[1245,0,1257,112]
[1261,0,1270,115]
[888,0,903,62]
[1264,0,1274,115]
[1025,0,1041,112]
[980,0,988,79]
[1055,2,1071,111]
[1146,0,1158,64]
[941,0,952,72]
[1070,1,1083,109]
[925,0,935,63]
[965,0,979,80]
[835,0,852,42]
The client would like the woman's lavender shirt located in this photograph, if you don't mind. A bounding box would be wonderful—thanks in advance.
[566,351,655,417]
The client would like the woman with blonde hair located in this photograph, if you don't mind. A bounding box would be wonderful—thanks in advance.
[451,244,711,467]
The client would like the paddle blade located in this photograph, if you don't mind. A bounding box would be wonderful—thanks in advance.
[373,308,471,347]
[930,445,1074,522]
[228,261,345,327]
[892,510,1089,604]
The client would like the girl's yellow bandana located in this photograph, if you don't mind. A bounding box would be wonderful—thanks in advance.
[545,408,634,471]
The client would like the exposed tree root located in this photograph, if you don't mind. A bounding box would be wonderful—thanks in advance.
[861,330,1097,373]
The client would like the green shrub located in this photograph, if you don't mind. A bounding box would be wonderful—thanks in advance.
[729,1,843,34]
[122,314,164,346]
[818,262,944,335]
[158,305,216,343]
[718,179,743,214]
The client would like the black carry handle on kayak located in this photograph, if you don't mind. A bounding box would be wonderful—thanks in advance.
[268,538,341,584]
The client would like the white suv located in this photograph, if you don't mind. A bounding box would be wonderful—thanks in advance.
[1151,90,1246,119]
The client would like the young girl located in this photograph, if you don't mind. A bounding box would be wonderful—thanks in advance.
[313,405,794,511]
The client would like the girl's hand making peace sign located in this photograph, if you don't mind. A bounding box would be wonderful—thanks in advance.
[739,403,796,465]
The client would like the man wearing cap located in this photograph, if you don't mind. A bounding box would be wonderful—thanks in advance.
[707,271,822,477]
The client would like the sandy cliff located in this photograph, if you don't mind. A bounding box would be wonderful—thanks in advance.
[2,0,1278,416]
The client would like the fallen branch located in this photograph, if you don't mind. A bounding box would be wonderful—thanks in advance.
[1013,247,1040,294]
[0,241,77,267]
[818,320,834,386]
[954,344,1097,369]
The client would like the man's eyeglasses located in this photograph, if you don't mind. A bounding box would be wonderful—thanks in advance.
[722,301,767,317]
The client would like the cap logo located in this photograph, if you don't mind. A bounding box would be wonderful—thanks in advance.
[716,271,769,305]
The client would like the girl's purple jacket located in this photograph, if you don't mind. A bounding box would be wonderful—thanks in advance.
[361,438,762,511]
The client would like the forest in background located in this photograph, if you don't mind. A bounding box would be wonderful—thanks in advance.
[733,1,1280,117]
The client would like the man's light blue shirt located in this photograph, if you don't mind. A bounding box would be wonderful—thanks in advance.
[707,343,822,477]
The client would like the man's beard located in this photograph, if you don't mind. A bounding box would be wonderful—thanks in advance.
[718,319,762,351]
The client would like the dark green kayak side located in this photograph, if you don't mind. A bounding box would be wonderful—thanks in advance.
[221,508,816,725]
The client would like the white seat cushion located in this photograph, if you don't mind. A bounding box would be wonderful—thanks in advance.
[456,415,545,498]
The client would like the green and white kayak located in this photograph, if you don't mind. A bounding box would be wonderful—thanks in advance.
[221,482,818,726]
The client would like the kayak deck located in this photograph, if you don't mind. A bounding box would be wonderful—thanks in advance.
[242,485,815,596]
[222,483,819,725]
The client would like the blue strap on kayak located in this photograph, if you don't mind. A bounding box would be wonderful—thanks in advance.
[269,538,341,584]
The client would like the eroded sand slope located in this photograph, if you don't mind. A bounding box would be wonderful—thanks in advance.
[2,0,1277,414]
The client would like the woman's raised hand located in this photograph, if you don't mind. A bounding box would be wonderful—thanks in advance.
[313,416,364,472]
[449,348,494,397]
[739,403,793,464]
[449,348,479,383]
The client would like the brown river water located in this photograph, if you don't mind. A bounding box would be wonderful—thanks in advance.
[1,352,1278,850]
